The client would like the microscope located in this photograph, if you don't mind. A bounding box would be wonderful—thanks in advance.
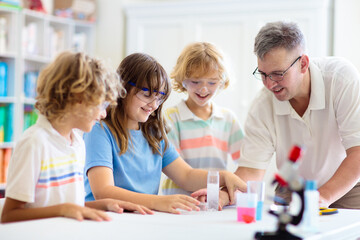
[255,145,305,240]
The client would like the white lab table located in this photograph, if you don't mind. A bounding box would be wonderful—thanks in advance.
[0,205,359,240]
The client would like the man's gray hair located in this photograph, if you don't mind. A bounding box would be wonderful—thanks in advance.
[254,21,305,60]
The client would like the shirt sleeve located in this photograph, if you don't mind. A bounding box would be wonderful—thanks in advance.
[83,122,115,175]
[162,140,180,169]
[165,107,181,153]
[333,59,360,150]
[5,135,42,203]
[227,110,244,161]
[238,91,276,169]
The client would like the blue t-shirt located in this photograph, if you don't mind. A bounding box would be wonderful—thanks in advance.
[83,122,179,201]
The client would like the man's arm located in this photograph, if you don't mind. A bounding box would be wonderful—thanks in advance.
[234,166,266,182]
[318,146,360,207]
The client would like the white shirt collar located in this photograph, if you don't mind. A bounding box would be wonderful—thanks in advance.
[177,99,225,121]
[36,114,80,147]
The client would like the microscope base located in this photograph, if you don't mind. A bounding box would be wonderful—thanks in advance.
[254,230,302,240]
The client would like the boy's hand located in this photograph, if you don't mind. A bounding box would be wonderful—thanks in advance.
[220,171,247,205]
[102,199,154,215]
[219,189,230,210]
[190,188,207,202]
[191,188,230,211]
[60,203,111,221]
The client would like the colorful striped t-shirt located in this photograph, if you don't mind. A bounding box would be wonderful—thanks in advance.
[162,100,244,195]
[5,115,86,208]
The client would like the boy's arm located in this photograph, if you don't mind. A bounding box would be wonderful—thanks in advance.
[163,157,247,204]
[1,197,110,223]
[87,166,199,214]
[234,166,265,182]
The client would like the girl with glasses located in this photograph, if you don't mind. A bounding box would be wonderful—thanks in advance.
[83,53,246,214]
[161,42,244,210]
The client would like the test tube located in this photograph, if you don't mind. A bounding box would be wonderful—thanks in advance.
[207,171,219,211]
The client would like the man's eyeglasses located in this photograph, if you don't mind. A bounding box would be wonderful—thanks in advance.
[128,82,166,105]
[253,56,302,82]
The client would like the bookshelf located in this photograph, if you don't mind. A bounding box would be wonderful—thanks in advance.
[0,7,95,192]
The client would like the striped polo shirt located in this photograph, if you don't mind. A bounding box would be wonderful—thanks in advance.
[162,100,244,195]
[5,114,86,207]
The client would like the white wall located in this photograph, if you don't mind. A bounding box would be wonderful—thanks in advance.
[94,0,126,68]
[95,0,360,72]
[334,0,360,71]
[95,0,188,68]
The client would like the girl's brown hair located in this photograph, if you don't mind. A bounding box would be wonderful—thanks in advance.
[103,53,171,155]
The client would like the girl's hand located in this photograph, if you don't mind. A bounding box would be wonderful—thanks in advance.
[155,195,200,214]
[191,188,230,211]
[101,198,154,215]
[60,203,111,221]
[220,171,247,205]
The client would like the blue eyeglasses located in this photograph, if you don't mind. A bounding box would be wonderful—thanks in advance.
[128,82,166,105]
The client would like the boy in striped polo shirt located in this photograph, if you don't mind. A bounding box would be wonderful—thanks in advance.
[162,42,244,206]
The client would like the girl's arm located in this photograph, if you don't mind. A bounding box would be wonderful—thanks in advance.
[87,166,200,214]
[1,197,110,223]
[163,157,247,204]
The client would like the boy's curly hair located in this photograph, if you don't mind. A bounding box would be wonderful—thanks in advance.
[171,42,230,93]
[35,51,124,121]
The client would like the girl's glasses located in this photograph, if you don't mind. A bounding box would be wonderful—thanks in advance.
[128,82,166,105]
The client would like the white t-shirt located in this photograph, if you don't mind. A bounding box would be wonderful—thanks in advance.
[239,57,360,187]
[5,114,86,208]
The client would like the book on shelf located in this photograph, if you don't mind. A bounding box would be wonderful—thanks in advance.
[49,26,65,58]
[0,104,13,142]
[5,103,13,142]
[73,32,87,52]
[0,147,11,184]
[0,0,20,6]
[24,105,38,130]
[0,61,7,97]
[2,147,11,183]
[0,105,5,142]
[0,17,7,53]
[23,22,38,55]
[0,149,3,183]
[24,71,38,98]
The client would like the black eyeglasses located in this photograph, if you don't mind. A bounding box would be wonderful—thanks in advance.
[253,56,302,82]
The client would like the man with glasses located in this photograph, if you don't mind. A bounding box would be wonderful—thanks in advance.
[235,21,360,209]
